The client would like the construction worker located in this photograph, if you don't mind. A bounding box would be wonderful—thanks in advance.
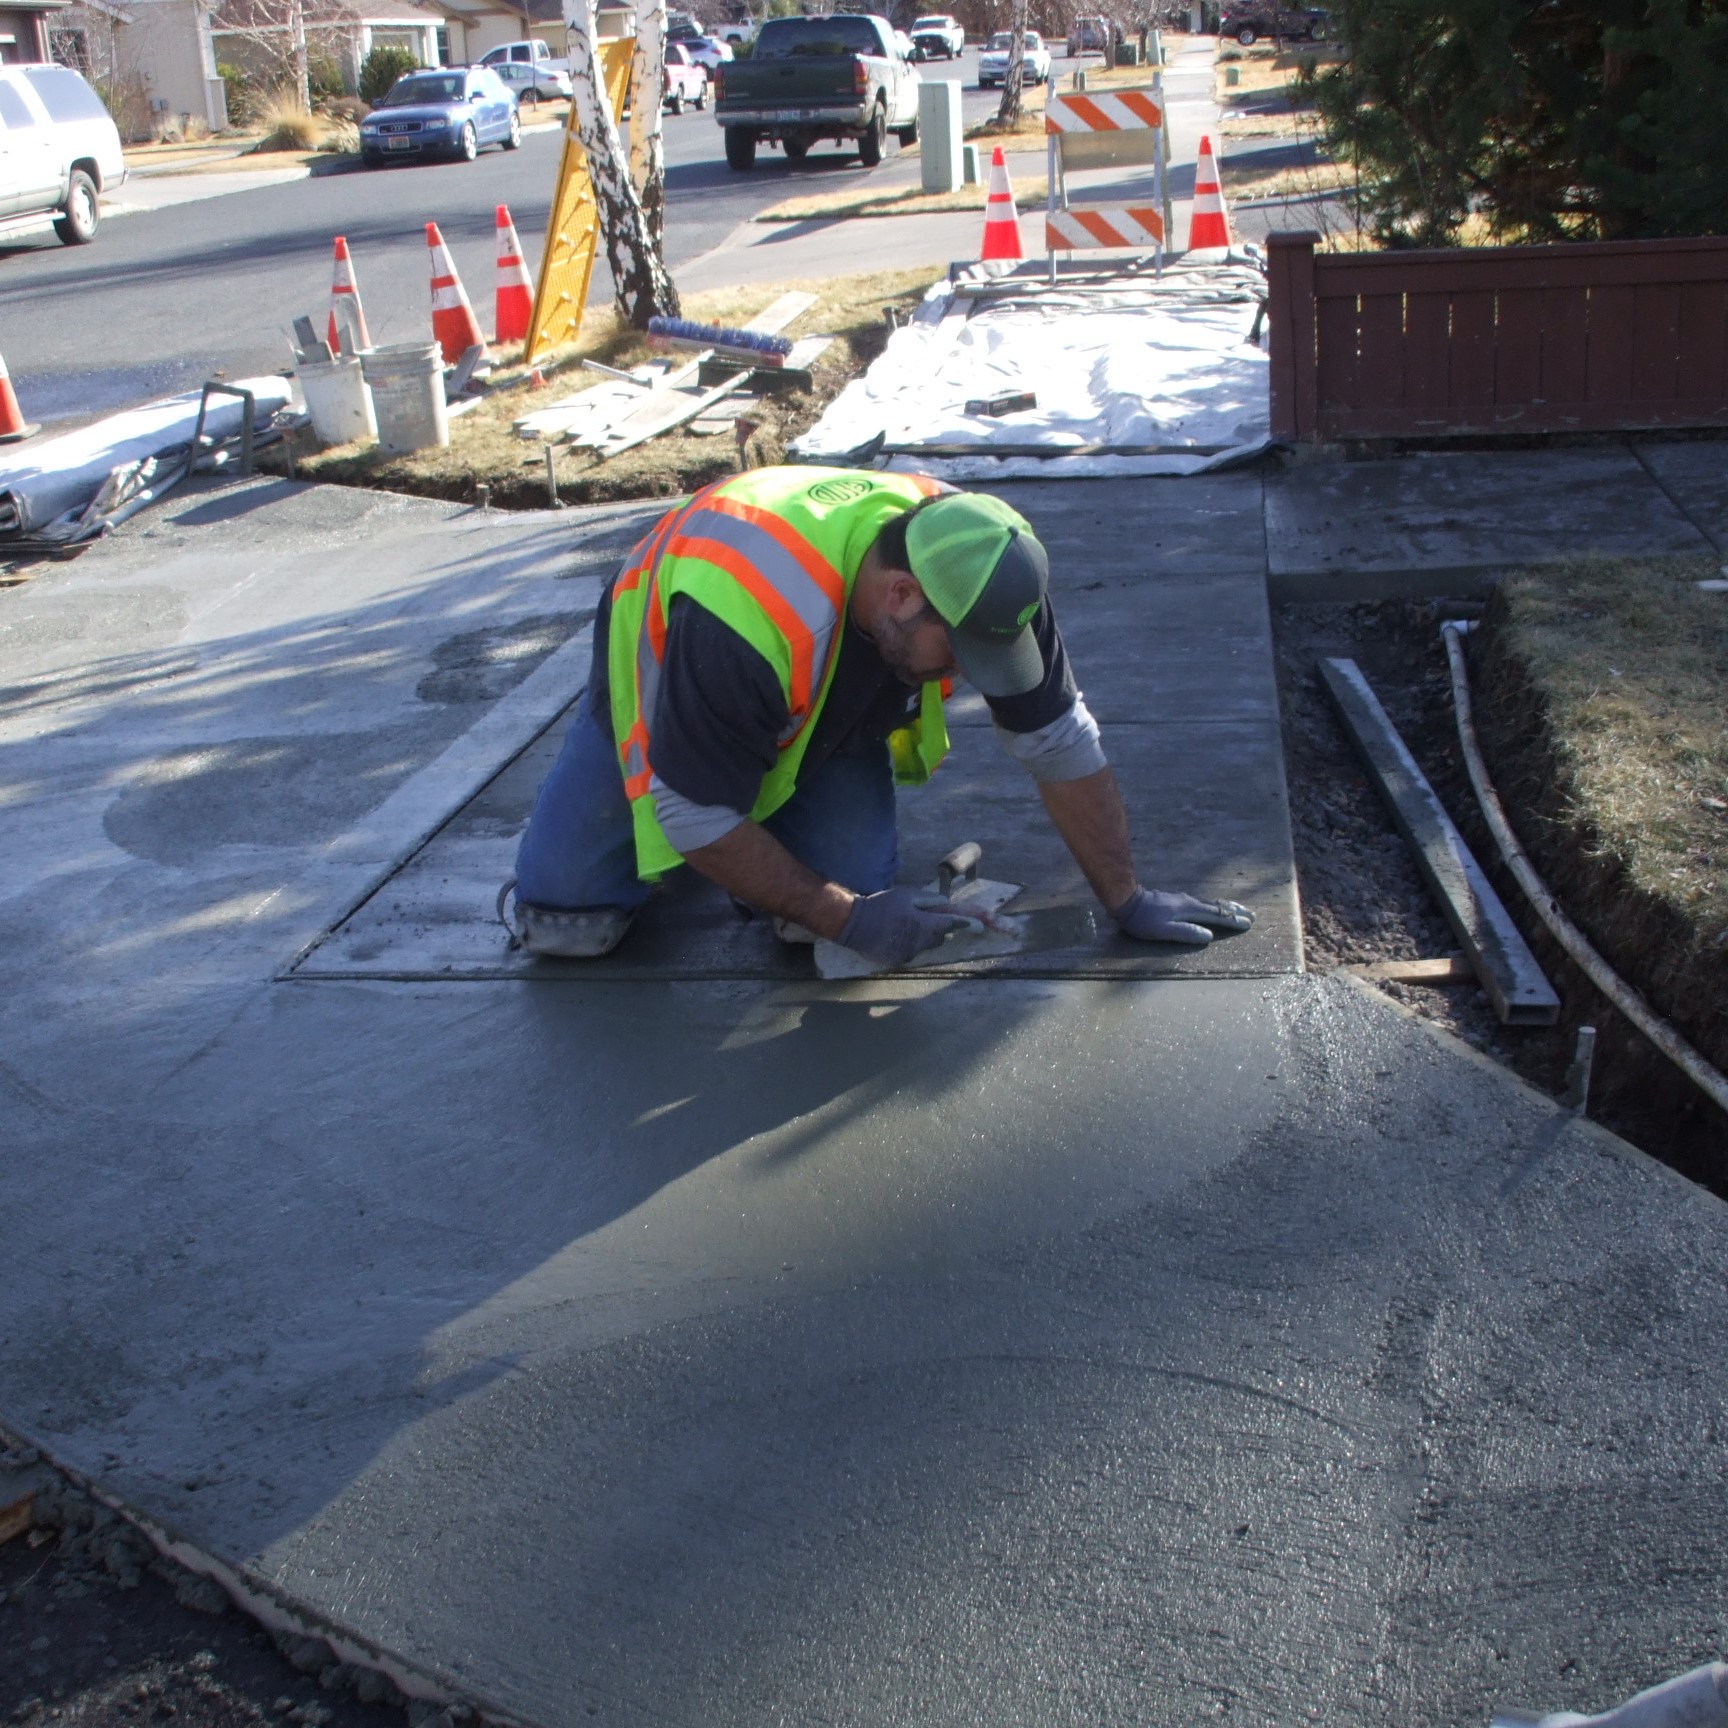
[503,467,1253,968]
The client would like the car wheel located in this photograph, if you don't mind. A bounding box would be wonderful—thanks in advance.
[669,87,684,114]
[895,113,918,145]
[724,125,757,169]
[504,110,521,148]
[53,168,99,245]
[1236,24,1257,43]
[458,120,478,160]
[858,101,885,167]
[694,77,707,109]
[520,87,539,105]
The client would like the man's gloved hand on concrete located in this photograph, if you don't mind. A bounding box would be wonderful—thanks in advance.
[840,886,974,967]
[1112,887,1255,947]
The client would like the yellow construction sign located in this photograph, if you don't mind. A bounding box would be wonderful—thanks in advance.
[523,37,634,364]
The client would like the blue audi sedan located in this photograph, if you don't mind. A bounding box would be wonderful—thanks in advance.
[359,67,520,165]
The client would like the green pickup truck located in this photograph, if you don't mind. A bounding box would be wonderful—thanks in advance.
[713,12,922,169]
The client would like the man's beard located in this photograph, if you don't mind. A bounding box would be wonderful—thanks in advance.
[871,610,949,686]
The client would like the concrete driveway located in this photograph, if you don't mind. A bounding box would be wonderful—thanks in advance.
[2,465,1724,1727]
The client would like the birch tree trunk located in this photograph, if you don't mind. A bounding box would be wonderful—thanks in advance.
[290,0,310,112]
[629,0,668,252]
[564,0,681,326]
[995,0,1027,128]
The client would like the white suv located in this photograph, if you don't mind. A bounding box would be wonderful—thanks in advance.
[0,63,124,246]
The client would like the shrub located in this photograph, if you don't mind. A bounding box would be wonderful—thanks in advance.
[253,88,323,150]
[94,73,154,141]
[217,61,255,127]
[359,43,419,104]
[308,53,347,99]
[319,116,360,153]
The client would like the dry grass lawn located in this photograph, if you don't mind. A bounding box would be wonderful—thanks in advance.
[755,172,1046,221]
[294,265,943,511]
[1473,556,1728,1067]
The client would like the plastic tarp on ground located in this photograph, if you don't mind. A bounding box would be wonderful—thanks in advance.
[0,378,294,537]
[791,262,1271,479]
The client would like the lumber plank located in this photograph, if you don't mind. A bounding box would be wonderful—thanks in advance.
[1318,656,1560,1026]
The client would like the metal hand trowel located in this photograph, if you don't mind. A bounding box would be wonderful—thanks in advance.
[814,841,1026,980]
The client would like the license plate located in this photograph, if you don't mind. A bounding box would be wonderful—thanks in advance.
[770,109,813,122]
[387,136,412,150]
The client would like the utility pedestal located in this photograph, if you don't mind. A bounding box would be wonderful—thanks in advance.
[919,80,964,193]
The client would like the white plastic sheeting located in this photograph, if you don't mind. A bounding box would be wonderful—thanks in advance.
[0,377,294,537]
[792,264,1271,479]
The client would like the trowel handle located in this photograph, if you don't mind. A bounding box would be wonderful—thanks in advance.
[938,841,982,898]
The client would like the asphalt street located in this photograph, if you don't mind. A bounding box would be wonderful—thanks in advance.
[0,48,1016,428]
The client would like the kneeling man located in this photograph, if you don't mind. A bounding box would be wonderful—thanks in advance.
[505,467,1252,969]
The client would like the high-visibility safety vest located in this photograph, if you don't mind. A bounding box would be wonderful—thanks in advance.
[607,466,950,880]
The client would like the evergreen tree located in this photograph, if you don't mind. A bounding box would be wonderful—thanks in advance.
[1306,0,1728,245]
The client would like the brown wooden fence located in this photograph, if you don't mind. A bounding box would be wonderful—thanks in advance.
[1267,230,1728,441]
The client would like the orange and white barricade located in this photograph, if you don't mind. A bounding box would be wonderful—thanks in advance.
[1043,84,1168,281]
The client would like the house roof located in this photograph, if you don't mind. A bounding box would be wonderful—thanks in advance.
[0,0,76,12]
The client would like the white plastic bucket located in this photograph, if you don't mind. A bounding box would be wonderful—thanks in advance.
[361,341,448,455]
[298,356,376,448]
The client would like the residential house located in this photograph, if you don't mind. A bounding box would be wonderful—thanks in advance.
[2,0,72,60]
[418,0,568,66]
[208,0,441,92]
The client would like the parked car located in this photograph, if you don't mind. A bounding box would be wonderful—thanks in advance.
[978,30,1051,86]
[1067,14,1112,55]
[492,59,572,105]
[714,11,920,169]
[663,42,710,111]
[359,67,520,165]
[908,13,964,57]
[667,13,705,40]
[1219,3,1329,42]
[713,15,757,46]
[480,39,569,75]
[682,33,734,69]
[0,62,124,246]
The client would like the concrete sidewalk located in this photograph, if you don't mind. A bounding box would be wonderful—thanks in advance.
[1,454,1725,1728]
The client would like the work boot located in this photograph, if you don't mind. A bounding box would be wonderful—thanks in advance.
[497,879,634,958]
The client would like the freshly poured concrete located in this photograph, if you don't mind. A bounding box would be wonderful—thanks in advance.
[1266,448,1718,599]
[299,478,1299,981]
[4,474,1728,1728]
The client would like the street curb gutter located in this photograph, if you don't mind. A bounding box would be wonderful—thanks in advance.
[0,1413,545,1728]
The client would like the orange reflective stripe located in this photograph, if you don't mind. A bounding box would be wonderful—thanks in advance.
[708,495,846,617]
[621,717,653,799]
[668,529,817,711]
[908,474,948,498]
[645,571,668,661]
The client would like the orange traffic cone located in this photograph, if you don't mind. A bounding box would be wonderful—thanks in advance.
[493,204,533,345]
[325,236,372,355]
[0,348,37,444]
[980,145,1024,262]
[426,221,486,365]
[1186,133,1231,252]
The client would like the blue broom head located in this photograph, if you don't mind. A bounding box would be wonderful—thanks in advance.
[647,316,794,357]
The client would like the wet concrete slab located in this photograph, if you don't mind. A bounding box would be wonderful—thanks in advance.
[292,476,1298,982]
[1266,449,1717,599]
[5,471,1728,1728]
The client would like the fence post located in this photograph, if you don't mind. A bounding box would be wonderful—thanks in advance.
[1266,230,1319,441]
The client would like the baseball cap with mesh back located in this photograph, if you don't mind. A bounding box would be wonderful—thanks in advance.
[902,493,1050,697]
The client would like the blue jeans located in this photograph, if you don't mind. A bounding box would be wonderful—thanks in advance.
[513,699,899,911]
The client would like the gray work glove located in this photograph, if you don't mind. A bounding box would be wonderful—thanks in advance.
[840,886,973,967]
[1112,887,1255,947]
